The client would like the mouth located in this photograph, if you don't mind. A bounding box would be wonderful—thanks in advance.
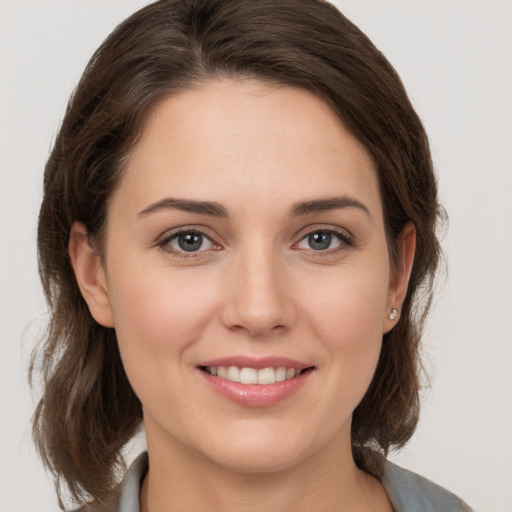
[199,365,315,385]
[197,358,316,407]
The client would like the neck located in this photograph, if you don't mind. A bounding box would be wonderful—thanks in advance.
[140,424,391,512]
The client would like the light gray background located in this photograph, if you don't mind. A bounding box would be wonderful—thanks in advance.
[1,1,511,511]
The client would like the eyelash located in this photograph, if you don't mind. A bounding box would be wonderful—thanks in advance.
[157,228,218,258]
[157,226,353,258]
[294,227,353,254]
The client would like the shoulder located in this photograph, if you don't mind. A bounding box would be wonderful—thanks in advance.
[67,452,148,512]
[382,460,474,512]
[68,488,121,512]
[68,453,475,512]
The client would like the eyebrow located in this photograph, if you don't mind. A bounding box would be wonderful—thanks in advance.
[138,198,229,218]
[290,196,371,219]
[137,195,371,220]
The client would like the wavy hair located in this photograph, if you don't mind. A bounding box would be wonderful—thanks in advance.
[31,0,443,507]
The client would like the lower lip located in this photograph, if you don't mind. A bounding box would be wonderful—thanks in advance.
[199,369,314,408]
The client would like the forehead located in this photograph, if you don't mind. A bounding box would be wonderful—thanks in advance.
[117,79,381,219]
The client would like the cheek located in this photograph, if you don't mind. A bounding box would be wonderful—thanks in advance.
[304,261,390,346]
[105,266,225,425]
[106,265,219,369]
[299,259,389,406]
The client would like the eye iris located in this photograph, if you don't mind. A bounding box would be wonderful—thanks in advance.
[178,233,203,252]
[308,232,332,250]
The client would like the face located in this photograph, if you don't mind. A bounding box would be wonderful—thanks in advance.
[75,79,410,474]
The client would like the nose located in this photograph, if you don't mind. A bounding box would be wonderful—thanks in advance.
[220,244,296,338]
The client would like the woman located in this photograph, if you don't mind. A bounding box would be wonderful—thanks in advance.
[31,0,473,510]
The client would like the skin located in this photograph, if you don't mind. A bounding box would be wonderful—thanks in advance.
[70,79,415,511]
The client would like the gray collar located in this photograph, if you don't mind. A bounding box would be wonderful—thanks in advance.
[84,451,473,512]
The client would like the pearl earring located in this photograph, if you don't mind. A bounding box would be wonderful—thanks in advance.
[388,308,398,321]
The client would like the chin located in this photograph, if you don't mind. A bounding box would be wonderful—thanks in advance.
[192,421,328,475]
[204,443,307,475]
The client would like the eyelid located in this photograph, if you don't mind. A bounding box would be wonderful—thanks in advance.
[153,222,217,240]
[153,224,354,257]
[156,226,221,257]
[294,224,353,242]
[293,225,354,252]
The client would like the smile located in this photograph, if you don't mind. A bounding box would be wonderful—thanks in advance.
[201,366,307,385]
[198,358,315,407]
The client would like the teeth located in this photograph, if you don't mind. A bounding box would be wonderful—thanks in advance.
[240,367,258,384]
[257,367,276,385]
[226,366,240,382]
[275,367,287,382]
[206,365,304,384]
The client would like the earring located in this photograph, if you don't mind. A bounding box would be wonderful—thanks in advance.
[388,308,398,321]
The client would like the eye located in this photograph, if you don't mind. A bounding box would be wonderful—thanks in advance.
[165,230,214,253]
[296,230,349,251]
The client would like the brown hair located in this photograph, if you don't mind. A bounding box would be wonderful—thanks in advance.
[31,0,442,507]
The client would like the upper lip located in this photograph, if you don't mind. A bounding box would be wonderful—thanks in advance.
[198,356,313,370]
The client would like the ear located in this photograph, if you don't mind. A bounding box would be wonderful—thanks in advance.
[68,222,115,328]
[383,222,416,333]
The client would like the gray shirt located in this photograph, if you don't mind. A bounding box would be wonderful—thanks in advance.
[75,452,474,511]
